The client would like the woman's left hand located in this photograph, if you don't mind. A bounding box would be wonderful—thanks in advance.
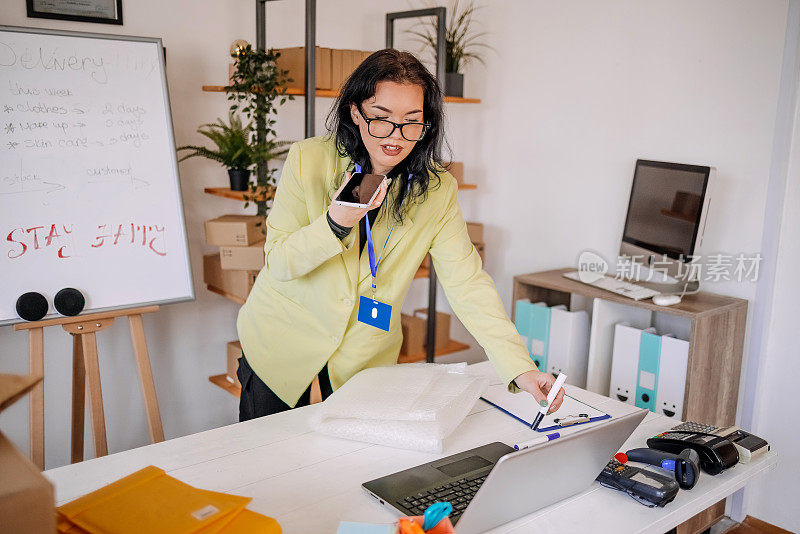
[513,370,566,414]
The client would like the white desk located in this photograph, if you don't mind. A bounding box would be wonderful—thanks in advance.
[44,362,776,533]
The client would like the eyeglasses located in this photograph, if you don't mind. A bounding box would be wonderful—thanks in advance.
[358,108,429,142]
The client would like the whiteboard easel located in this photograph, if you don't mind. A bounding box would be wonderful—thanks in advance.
[14,306,164,469]
[0,26,193,468]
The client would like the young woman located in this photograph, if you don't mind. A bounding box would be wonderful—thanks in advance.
[236,49,565,420]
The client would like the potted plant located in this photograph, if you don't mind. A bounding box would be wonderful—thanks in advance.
[226,44,292,219]
[407,0,490,97]
[177,111,256,191]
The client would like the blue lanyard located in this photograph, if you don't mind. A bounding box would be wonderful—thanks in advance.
[353,162,405,297]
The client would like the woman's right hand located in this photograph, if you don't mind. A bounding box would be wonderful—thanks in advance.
[328,172,389,228]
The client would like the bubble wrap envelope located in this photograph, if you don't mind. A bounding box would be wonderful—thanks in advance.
[311,363,489,453]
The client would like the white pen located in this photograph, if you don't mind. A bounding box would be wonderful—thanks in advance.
[514,432,561,450]
[531,373,567,430]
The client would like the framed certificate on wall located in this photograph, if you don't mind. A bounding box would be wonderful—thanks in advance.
[27,0,123,25]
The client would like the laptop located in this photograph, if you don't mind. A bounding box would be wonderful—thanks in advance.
[362,409,647,533]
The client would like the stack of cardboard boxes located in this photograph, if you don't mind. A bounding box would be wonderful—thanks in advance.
[204,215,267,388]
[203,215,265,302]
[277,47,374,91]
[230,47,375,92]
[0,374,55,534]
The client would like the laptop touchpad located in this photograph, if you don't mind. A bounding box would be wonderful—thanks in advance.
[436,456,492,478]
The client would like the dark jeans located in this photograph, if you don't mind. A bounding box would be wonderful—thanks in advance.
[237,353,333,421]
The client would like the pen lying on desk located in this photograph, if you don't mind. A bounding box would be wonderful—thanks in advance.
[514,432,561,450]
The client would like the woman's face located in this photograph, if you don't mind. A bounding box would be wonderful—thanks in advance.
[350,81,425,175]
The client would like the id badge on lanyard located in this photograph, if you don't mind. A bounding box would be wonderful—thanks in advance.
[355,163,406,332]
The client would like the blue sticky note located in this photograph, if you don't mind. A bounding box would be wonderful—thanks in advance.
[336,521,395,534]
[357,296,392,331]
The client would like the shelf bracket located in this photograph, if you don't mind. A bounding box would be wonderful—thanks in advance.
[385,7,446,84]
[254,0,316,139]
[386,7,447,363]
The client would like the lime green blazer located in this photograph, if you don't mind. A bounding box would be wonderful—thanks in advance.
[237,136,535,406]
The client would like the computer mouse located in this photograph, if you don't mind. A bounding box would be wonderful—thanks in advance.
[652,294,682,306]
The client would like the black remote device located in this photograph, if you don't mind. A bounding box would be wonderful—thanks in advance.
[596,459,679,507]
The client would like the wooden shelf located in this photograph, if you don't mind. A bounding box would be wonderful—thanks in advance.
[206,284,246,305]
[398,339,470,364]
[202,85,481,104]
[512,268,747,319]
[457,183,477,190]
[209,373,241,397]
[204,186,275,202]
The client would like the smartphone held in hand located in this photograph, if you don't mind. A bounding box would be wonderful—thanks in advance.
[334,173,386,208]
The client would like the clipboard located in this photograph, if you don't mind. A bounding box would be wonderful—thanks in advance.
[480,383,611,431]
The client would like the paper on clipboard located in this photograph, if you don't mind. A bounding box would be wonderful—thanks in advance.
[480,383,610,431]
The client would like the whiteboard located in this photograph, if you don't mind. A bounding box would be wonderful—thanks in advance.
[0,26,193,326]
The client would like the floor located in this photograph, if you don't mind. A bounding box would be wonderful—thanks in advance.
[721,516,794,534]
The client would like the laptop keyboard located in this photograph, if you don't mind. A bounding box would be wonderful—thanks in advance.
[398,472,488,523]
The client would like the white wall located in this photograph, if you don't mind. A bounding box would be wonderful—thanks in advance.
[748,93,800,531]
[745,4,800,528]
[0,1,796,528]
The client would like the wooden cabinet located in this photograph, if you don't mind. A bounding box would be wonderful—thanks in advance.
[512,267,747,427]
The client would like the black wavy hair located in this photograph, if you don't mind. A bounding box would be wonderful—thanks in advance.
[326,48,449,223]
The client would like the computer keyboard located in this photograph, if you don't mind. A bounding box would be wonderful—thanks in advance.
[562,271,661,301]
[398,472,488,524]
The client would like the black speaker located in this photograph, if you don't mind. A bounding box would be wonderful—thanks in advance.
[15,292,49,322]
[54,288,85,317]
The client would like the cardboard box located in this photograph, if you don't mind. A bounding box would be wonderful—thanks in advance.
[346,49,363,78]
[414,309,451,351]
[204,215,263,247]
[466,222,483,243]
[401,313,426,357]
[331,49,372,89]
[401,310,452,357]
[220,240,266,271]
[446,162,464,184]
[276,46,333,90]
[226,341,242,388]
[0,374,55,534]
[473,241,485,264]
[420,254,431,270]
[331,49,345,90]
[333,49,358,89]
[203,254,258,301]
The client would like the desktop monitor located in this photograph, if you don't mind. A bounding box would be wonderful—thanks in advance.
[619,159,715,282]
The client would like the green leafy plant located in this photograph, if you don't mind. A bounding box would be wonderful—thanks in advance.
[177,111,291,172]
[177,111,256,170]
[178,111,255,170]
[407,0,491,73]
[225,44,293,221]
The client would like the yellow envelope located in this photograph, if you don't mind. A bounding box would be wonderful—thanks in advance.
[218,509,281,533]
[58,466,250,534]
